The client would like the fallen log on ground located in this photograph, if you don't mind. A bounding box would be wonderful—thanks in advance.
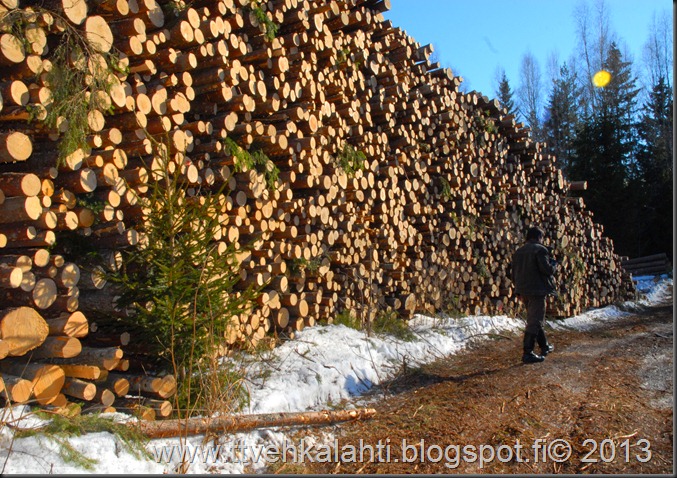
[135,407,377,438]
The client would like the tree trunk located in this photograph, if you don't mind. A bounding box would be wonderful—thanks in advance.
[137,408,377,438]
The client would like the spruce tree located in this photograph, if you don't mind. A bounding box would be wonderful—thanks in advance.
[496,71,518,117]
[569,42,640,256]
[635,75,673,256]
[543,63,581,176]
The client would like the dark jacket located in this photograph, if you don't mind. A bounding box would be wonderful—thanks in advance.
[511,241,557,296]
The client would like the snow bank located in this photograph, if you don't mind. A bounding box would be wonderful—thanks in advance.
[551,276,673,331]
[243,314,523,415]
[0,278,671,474]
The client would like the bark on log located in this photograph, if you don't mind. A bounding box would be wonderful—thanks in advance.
[93,387,116,407]
[48,346,123,370]
[110,372,174,398]
[116,401,156,420]
[137,407,377,437]
[0,196,42,224]
[32,278,58,309]
[0,361,65,405]
[0,263,22,289]
[45,311,89,338]
[62,377,97,401]
[30,335,82,359]
[96,374,129,396]
[60,364,103,380]
[622,253,669,266]
[0,172,41,196]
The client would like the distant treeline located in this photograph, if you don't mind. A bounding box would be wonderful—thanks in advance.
[494,2,672,259]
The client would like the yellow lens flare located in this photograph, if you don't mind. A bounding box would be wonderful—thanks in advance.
[592,70,612,88]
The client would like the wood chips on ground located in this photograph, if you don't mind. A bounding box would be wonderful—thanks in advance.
[269,288,673,474]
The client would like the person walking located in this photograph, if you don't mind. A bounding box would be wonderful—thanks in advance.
[511,226,557,364]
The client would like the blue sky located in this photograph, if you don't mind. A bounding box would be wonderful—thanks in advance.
[383,0,672,98]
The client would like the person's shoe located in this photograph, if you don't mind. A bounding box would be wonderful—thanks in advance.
[522,351,545,364]
[540,344,554,356]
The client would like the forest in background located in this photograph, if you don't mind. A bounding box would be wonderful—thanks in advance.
[491,1,672,260]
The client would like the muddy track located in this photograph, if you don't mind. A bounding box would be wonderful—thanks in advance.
[286,292,673,474]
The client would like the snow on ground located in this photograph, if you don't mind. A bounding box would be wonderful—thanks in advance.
[0,277,672,474]
[551,274,673,331]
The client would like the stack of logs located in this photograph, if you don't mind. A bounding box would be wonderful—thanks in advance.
[621,253,672,278]
[1,0,635,416]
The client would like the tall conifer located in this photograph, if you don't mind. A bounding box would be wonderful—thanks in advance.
[634,75,673,256]
[496,71,518,117]
[543,63,582,176]
[569,42,640,256]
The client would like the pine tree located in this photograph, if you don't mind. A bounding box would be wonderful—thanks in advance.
[496,71,517,117]
[543,63,581,176]
[635,75,673,256]
[569,42,640,256]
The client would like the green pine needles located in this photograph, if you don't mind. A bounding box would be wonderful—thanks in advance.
[372,310,415,341]
[290,257,322,274]
[474,109,498,134]
[75,192,106,216]
[0,8,126,165]
[245,1,279,42]
[476,257,490,279]
[14,412,149,470]
[336,143,367,177]
[335,48,350,67]
[162,0,188,19]
[44,46,117,164]
[439,177,453,200]
[334,310,362,330]
[223,137,280,190]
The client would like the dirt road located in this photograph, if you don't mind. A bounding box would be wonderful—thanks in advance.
[289,289,673,474]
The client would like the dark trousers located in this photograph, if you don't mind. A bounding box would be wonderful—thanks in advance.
[522,295,549,353]
[524,295,546,335]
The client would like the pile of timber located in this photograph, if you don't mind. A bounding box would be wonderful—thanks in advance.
[1,0,635,415]
[621,253,673,278]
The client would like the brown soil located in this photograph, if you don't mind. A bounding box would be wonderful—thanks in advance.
[277,288,674,474]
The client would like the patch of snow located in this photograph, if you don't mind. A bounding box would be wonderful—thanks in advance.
[550,303,632,331]
[243,314,524,415]
[633,274,671,295]
[636,276,673,305]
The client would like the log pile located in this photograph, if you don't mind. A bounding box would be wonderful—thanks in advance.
[1,0,635,416]
[621,253,672,278]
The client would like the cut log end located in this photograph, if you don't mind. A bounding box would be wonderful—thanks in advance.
[0,131,33,162]
[62,0,89,25]
[85,16,114,52]
[0,306,49,356]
